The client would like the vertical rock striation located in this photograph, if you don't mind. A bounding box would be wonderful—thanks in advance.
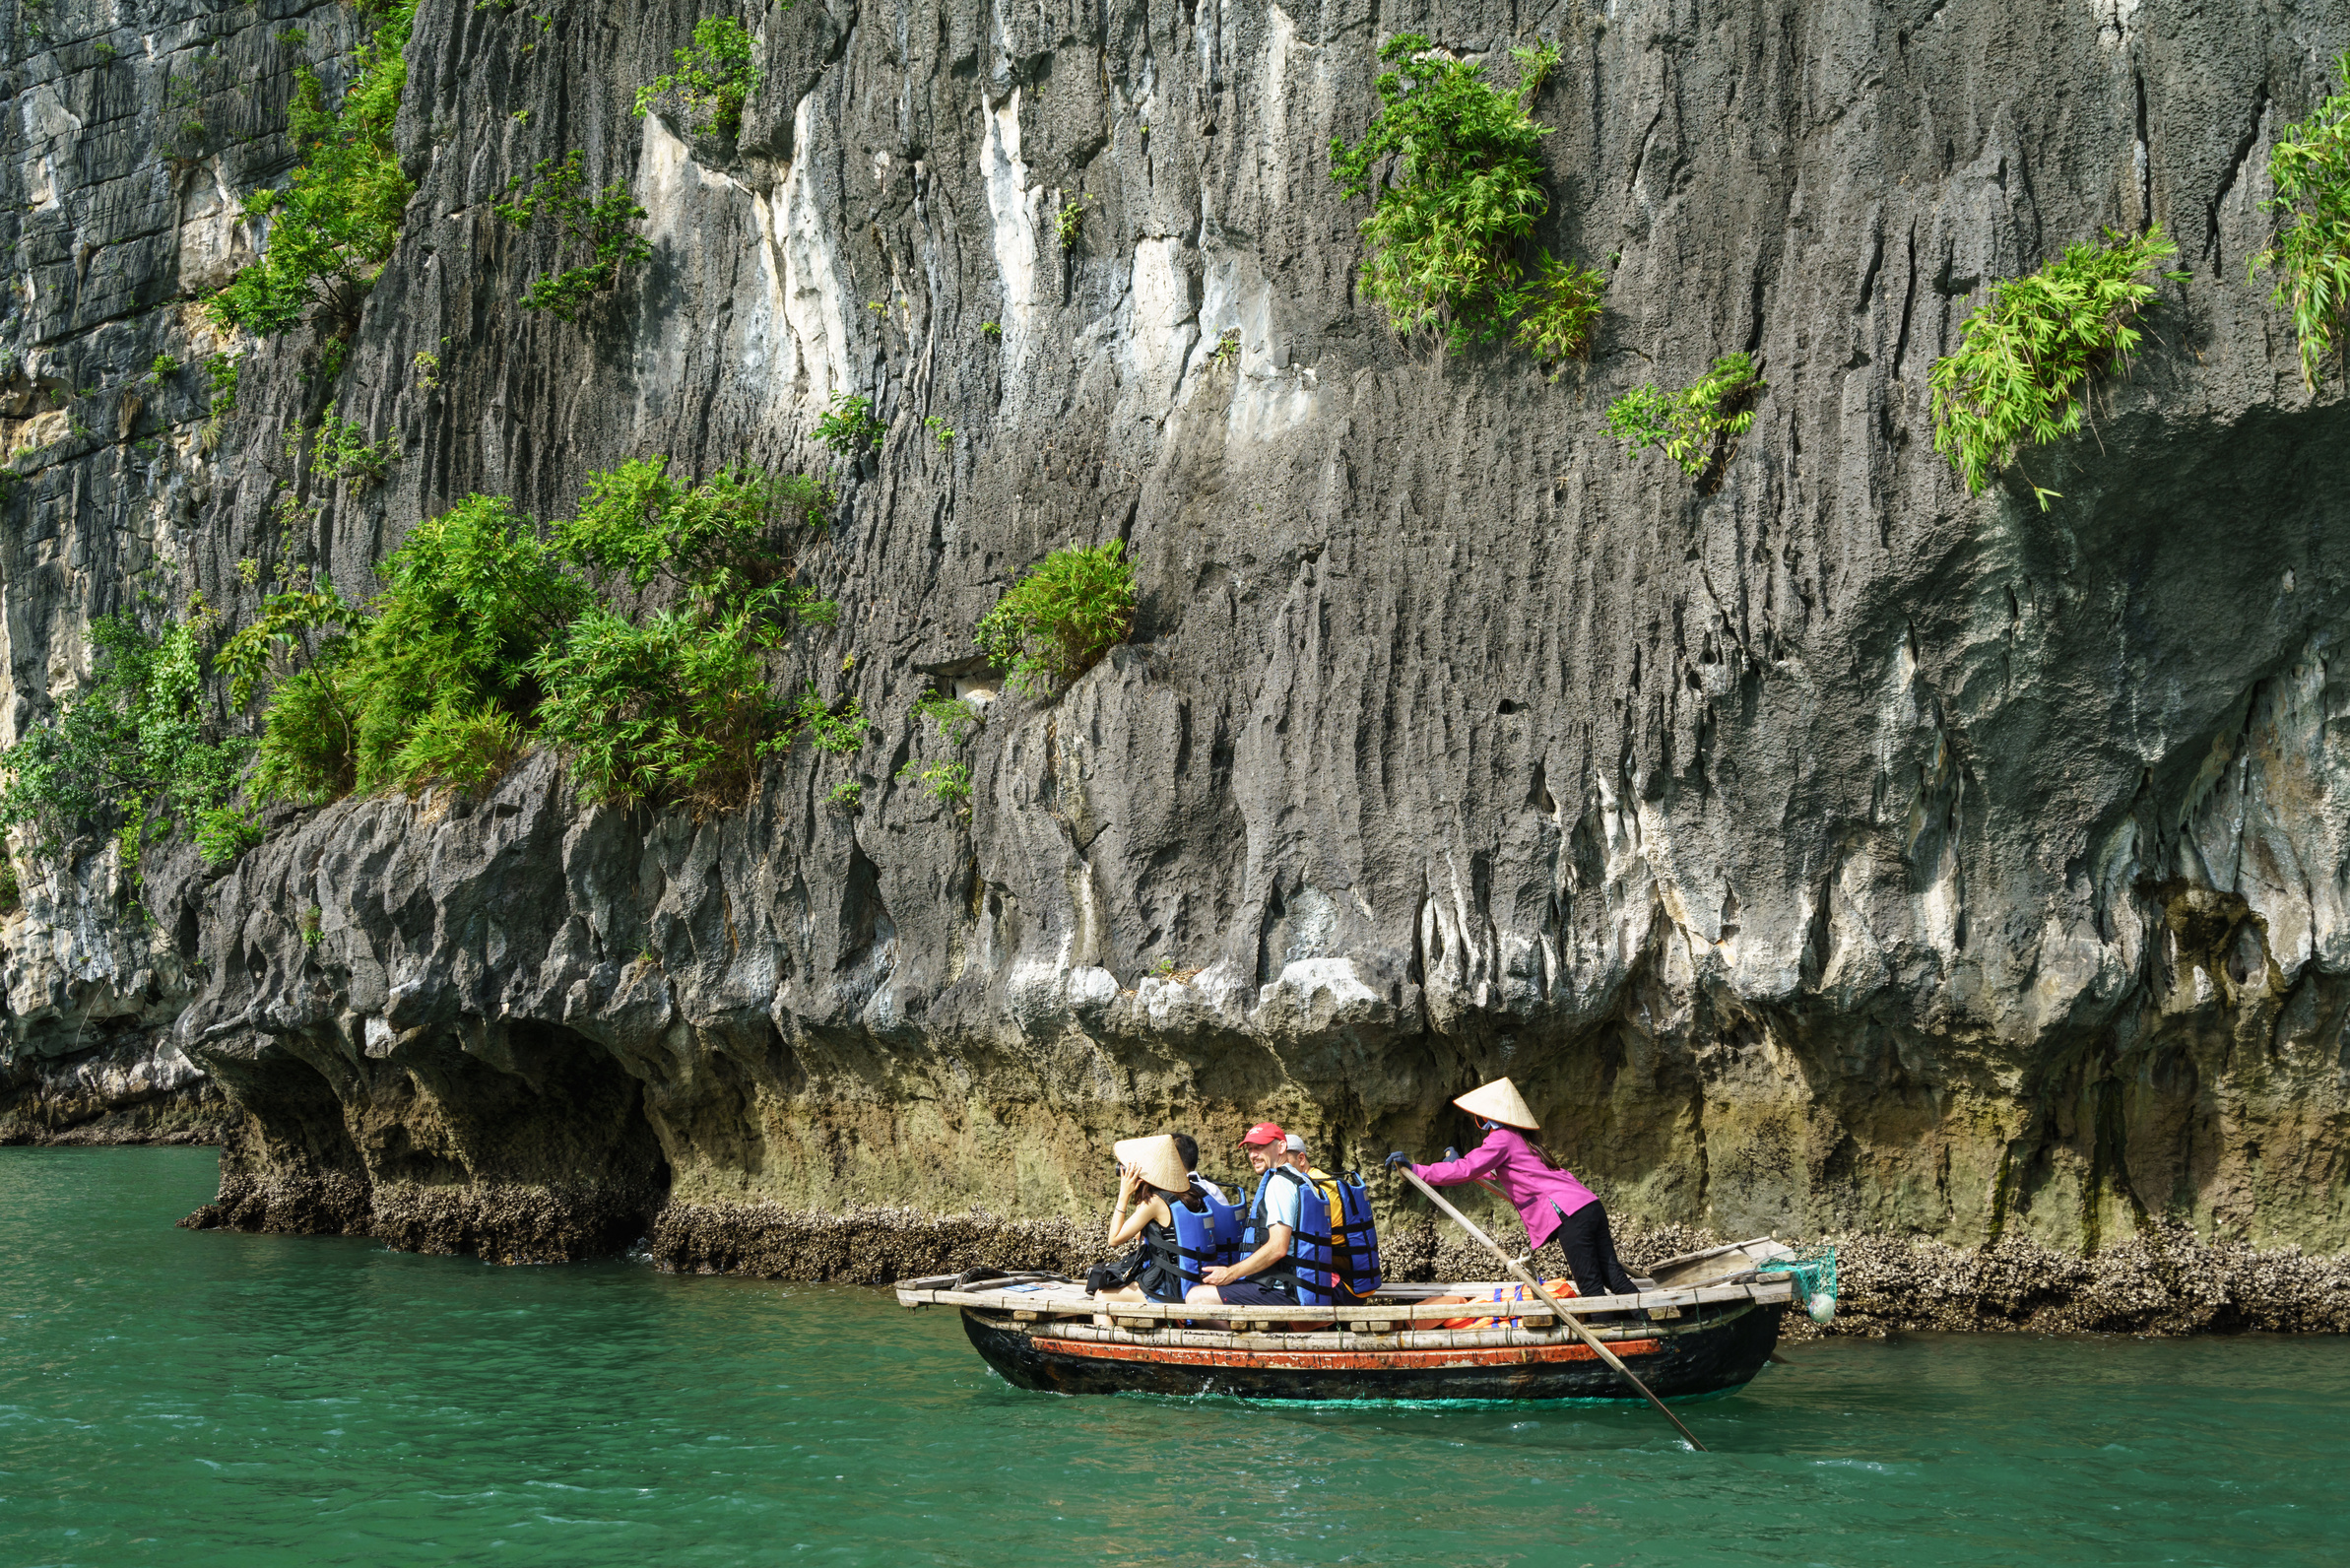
[7,2,2350,1319]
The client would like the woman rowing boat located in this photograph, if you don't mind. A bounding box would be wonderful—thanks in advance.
[1385,1077,1639,1300]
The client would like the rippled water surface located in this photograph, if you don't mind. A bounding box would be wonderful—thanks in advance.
[3,1147,2342,1567]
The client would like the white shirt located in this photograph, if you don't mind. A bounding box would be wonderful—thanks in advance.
[1191,1173,1229,1204]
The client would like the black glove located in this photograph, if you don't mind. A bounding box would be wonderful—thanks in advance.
[1383,1151,1414,1170]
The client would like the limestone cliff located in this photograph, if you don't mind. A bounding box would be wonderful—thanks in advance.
[6,0,2350,1327]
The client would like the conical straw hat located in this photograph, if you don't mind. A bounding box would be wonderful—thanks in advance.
[1113,1135,1192,1193]
[1453,1077,1539,1130]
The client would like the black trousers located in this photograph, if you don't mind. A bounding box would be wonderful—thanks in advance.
[1547,1200,1637,1298]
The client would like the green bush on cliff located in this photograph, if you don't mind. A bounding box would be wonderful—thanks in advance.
[232,461,849,811]
[912,690,983,746]
[815,392,885,455]
[534,458,847,809]
[0,614,256,877]
[1331,34,1604,364]
[210,1,417,341]
[551,457,831,596]
[224,497,585,801]
[634,16,764,139]
[974,540,1136,698]
[2252,55,2350,388]
[1929,225,2185,508]
[493,152,654,322]
[1604,353,1766,479]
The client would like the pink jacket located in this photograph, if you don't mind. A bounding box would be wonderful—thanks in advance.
[1413,1126,1599,1250]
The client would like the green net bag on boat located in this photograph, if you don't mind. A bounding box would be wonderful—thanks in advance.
[1770,1245,1837,1324]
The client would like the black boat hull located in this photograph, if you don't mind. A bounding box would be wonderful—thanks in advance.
[961,1303,1782,1403]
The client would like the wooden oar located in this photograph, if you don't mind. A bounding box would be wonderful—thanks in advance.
[1398,1165,1707,1451]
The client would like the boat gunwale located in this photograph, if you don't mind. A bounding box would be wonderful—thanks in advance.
[993,1298,1766,1355]
[893,1274,1794,1327]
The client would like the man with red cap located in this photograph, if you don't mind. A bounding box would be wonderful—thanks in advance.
[1183,1122,1311,1309]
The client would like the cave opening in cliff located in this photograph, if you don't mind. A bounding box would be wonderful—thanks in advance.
[356,1020,674,1264]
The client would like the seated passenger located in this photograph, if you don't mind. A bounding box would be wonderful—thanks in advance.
[1284,1133,1383,1300]
[1094,1135,1210,1305]
[1185,1122,1312,1310]
[1172,1133,1228,1203]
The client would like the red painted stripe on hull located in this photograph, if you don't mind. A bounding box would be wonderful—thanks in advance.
[1038,1338,1664,1372]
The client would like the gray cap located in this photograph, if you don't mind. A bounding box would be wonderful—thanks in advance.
[1283,1134,1306,1152]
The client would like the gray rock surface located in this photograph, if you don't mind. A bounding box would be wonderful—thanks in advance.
[8,1,2350,1317]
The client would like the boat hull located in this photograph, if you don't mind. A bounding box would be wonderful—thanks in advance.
[961,1303,1782,1403]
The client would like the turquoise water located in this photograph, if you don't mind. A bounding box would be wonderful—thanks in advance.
[2,1147,2342,1567]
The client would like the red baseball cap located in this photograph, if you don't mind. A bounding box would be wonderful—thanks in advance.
[1239,1122,1288,1146]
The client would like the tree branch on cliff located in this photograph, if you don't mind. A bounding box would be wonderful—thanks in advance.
[2252,54,2350,389]
[208,2,418,345]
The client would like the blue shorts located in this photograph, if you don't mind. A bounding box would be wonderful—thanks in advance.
[1208,1277,1296,1308]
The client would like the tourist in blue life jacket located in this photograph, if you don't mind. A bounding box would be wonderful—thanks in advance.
[1171,1133,1229,1204]
[1093,1135,1211,1305]
[1387,1077,1640,1300]
[1185,1122,1310,1308]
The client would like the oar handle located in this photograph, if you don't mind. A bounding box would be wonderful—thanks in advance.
[1399,1165,1707,1452]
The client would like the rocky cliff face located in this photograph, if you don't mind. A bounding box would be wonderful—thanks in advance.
[7,0,2350,1321]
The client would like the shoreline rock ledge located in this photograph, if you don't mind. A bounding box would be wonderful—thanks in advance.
[6,0,2350,1336]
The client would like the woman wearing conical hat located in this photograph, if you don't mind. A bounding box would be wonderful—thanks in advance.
[1094,1135,1212,1305]
[1385,1078,1639,1300]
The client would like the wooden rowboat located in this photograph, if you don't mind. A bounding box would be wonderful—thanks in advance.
[896,1236,1802,1404]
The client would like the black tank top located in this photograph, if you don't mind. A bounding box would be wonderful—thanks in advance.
[1135,1190,1208,1302]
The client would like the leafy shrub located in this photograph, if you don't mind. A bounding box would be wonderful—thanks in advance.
[0,615,254,875]
[816,391,884,455]
[391,701,524,792]
[1929,226,2183,507]
[897,758,972,816]
[554,457,831,598]
[1509,253,1606,370]
[297,416,401,490]
[1330,33,1603,360]
[210,2,417,339]
[633,16,762,139]
[206,355,237,408]
[147,354,180,385]
[226,497,584,803]
[528,458,841,808]
[1604,353,1766,478]
[828,779,862,810]
[974,540,1137,697]
[913,690,982,746]
[1512,40,1560,101]
[1056,194,1090,252]
[789,687,869,757]
[530,606,774,806]
[494,152,654,321]
[225,457,846,817]
[2251,55,2350,388]
[192,800,266,865]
